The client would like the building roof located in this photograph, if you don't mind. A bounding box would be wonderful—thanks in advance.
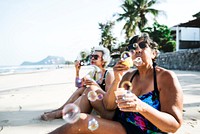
[193,12,200,18]
[177,18,200,28]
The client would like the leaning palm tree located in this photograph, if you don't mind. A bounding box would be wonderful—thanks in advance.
[116,0,162,42]
[99,21,117,52]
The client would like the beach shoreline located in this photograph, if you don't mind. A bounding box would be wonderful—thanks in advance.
[0,67,200,134]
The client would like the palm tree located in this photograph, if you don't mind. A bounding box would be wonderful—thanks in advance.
[99,21,117,52]
[116,0,162,42]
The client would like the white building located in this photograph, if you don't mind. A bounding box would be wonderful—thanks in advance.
[171,14,200,51]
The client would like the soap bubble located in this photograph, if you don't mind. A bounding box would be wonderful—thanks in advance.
[62,103,80,124]
[97,93,104,100]
[88,118,99,131]
[87,91,98,102]
[120,51,133,68]
[121,51,132,60]
[133,57,143,66]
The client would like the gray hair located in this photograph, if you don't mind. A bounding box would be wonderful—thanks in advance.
[93,46,111,67]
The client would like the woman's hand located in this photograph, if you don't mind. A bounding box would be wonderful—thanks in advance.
[113,60,129,81]
[83,77,98,87]
[75,60,81,72]
[116,92,146,112]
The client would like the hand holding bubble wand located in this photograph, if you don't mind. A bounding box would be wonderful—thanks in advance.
[75,62,102,88]
[114,81,145,112]
[114,81,134,107]
[121,51,143,68]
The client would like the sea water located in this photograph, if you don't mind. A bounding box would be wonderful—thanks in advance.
[0,65,67,75]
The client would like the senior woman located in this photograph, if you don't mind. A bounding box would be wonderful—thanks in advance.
[48,33,183,134]
[41,46,114,121]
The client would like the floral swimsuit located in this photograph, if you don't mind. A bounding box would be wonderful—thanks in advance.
[113,63,167,134]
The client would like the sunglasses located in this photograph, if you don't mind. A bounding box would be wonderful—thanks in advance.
[90,54,100,60]
[128,42,148,51]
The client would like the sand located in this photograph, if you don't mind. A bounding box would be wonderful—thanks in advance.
[0,66,200,134]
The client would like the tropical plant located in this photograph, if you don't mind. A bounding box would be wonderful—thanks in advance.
[142,22,176,52]
[115,0,161,43]
[99,21,117,52]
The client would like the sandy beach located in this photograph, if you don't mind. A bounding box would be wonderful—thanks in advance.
[0,66,200,134]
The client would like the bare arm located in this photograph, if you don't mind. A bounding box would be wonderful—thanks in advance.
[104,71,115,92]
[103,61,129,110]
[116,69,183,133]
[75,61,81,77]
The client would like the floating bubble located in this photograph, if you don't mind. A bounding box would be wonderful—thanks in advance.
[87,91,98,102]
[97,93,104,100]
[133,57,143,66]
[88,118,99,131]
[121,51,131,60]
[121,51,133,68]
[62,103,80,124]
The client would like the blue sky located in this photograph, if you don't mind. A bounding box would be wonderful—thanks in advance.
[0,0,199,66]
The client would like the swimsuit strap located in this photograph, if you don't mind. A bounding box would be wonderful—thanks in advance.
[102,70,108,82]
[130,70,139,82]
[130,62,159,96]
[98,70,108,91]
[153,62,159,97]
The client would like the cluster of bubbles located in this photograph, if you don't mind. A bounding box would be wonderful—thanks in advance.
[62,103,99,131]
[87,90,104,102]
[133,57,143,66]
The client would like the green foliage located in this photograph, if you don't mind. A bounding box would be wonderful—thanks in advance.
[99,21,117,52]
[142,22,176,52]
[115,0,161,42]
[163,40,176,52]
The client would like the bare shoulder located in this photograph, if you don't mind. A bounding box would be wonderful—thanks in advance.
[156,67,183,126]
[156,66,182,94]
[156,67,177,80]
[106,69,114,78]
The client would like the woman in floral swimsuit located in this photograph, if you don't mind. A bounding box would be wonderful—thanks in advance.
[49,33,183,134]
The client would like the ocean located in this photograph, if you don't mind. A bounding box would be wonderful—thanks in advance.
[0,64,69,75]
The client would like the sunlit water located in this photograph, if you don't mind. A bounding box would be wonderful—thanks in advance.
[0,65,68,75]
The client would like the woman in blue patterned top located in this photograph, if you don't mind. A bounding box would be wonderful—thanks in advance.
[49,33,183,134]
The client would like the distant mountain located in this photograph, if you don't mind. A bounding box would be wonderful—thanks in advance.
[21,56,67,65]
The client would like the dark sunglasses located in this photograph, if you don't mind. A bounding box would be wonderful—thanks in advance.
[128,42,148,51]
[90,54,100,60]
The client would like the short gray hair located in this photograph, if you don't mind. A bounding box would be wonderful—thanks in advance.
[93,46,111,67]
